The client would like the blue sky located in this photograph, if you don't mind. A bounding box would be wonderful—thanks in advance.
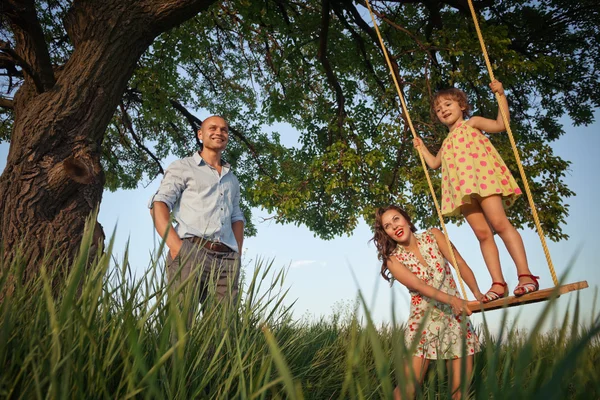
[1,110,598,334]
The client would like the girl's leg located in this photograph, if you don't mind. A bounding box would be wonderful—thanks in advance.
[446,355,474,400]
[394,357,429,400]
[461,199,506,299]
[478,195,535,291]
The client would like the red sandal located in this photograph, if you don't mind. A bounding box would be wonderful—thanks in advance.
[482,281,508,304]
[514,274,540,297]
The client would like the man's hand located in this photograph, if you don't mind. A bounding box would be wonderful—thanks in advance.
[169,238,184,259]
[150,201,183,259]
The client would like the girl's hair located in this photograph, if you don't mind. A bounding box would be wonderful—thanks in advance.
[432,88,472,119]
[371,205,417,282]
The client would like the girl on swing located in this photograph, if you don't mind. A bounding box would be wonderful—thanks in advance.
[413,80,539,303]
[372,205,482,399]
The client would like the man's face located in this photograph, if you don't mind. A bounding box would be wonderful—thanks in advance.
[198,117,229,151]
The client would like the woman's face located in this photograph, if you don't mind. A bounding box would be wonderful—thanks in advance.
[381,209,412,244]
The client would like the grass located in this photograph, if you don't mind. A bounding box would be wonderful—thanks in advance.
[0,220,599,399]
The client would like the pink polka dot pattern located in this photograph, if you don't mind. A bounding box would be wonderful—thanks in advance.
[439,122,522,217]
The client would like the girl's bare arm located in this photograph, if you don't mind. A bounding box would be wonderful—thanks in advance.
[467,80,511,134]
[413,137,442,169]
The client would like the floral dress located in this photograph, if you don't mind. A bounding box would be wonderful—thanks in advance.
[393,230,481,359]
[440,122,522,216]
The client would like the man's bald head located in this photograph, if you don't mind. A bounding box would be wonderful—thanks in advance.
[198,115,229,153]
[201,115,228,129]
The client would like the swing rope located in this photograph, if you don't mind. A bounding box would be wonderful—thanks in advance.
[364,0,469,300]
[466,0,558,286]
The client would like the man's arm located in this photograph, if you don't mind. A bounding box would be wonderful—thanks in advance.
[232,220,244,256]
[148,160,185,258]
[230,176,245,256]
[150,201,183,258]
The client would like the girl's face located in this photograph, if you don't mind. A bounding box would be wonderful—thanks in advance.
[434,96,465,129]
[381,210,413,244]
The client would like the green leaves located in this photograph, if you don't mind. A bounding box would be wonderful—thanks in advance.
[5,0,598,240]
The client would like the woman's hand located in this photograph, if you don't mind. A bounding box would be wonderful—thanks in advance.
[489,79,505,96]
[450,296,472,316]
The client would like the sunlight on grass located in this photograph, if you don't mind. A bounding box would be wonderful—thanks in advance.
[1,221,598,398]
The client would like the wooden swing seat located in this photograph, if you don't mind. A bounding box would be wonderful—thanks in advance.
[467,281,589,313]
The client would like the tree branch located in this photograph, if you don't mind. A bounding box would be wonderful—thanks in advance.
[169,99,202,148]
[0,97,14,109]
[227,126,276,180]
[0,51,23,79]
[1,0,55,93]
[347,3,407,88]
[119,103,165,175]
[0,40,45,93]
[331,3,386,93]
[318,0,346,140]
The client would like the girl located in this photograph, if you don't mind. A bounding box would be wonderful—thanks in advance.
[413,80,539,303]
[372,205,482,400]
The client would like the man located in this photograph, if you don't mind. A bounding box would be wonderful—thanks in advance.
[149,115,245,311]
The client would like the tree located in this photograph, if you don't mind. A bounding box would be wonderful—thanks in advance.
[1,0,598,277]
[0,0,217,278]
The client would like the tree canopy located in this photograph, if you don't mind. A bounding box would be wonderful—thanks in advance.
[2,0,599,250]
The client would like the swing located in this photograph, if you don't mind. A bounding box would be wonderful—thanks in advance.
[364,0,588,313]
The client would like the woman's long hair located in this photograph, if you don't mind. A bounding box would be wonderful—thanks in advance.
[371,205,417,282]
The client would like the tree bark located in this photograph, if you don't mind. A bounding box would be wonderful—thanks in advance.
[0,0,216,279]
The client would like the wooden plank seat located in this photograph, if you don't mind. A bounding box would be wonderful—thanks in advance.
[467,281,589,313]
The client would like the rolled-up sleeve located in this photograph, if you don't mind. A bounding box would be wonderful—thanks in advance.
[230,177,245,225]
[148,160,185,210]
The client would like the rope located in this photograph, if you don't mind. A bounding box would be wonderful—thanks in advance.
[466,0,558,286]
[364,0,469,300]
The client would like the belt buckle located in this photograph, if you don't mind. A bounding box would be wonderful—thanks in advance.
[209,241,219,251]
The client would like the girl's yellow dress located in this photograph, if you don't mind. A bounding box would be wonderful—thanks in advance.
[440,122,521,216]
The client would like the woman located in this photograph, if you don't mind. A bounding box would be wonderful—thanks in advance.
[372,205,482,399]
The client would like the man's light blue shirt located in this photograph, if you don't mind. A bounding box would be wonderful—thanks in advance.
[149,152,245,253]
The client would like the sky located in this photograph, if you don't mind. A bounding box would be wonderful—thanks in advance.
[1,110,598,335]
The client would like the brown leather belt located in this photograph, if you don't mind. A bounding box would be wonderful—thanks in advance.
[189,236,232,253]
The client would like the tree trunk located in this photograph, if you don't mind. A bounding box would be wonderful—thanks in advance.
[0,0,216,279]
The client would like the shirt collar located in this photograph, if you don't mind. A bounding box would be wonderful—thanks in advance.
[193,151,230,169]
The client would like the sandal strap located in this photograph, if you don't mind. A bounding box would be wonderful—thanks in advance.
[483,282,509,302]
[517,274,540,288]
[484,290,504,301]
[518,274,540,282]
[514,282,538,294]
[514,275,541,296]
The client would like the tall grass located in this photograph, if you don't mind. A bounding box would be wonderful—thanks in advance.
[1,222,598,399]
